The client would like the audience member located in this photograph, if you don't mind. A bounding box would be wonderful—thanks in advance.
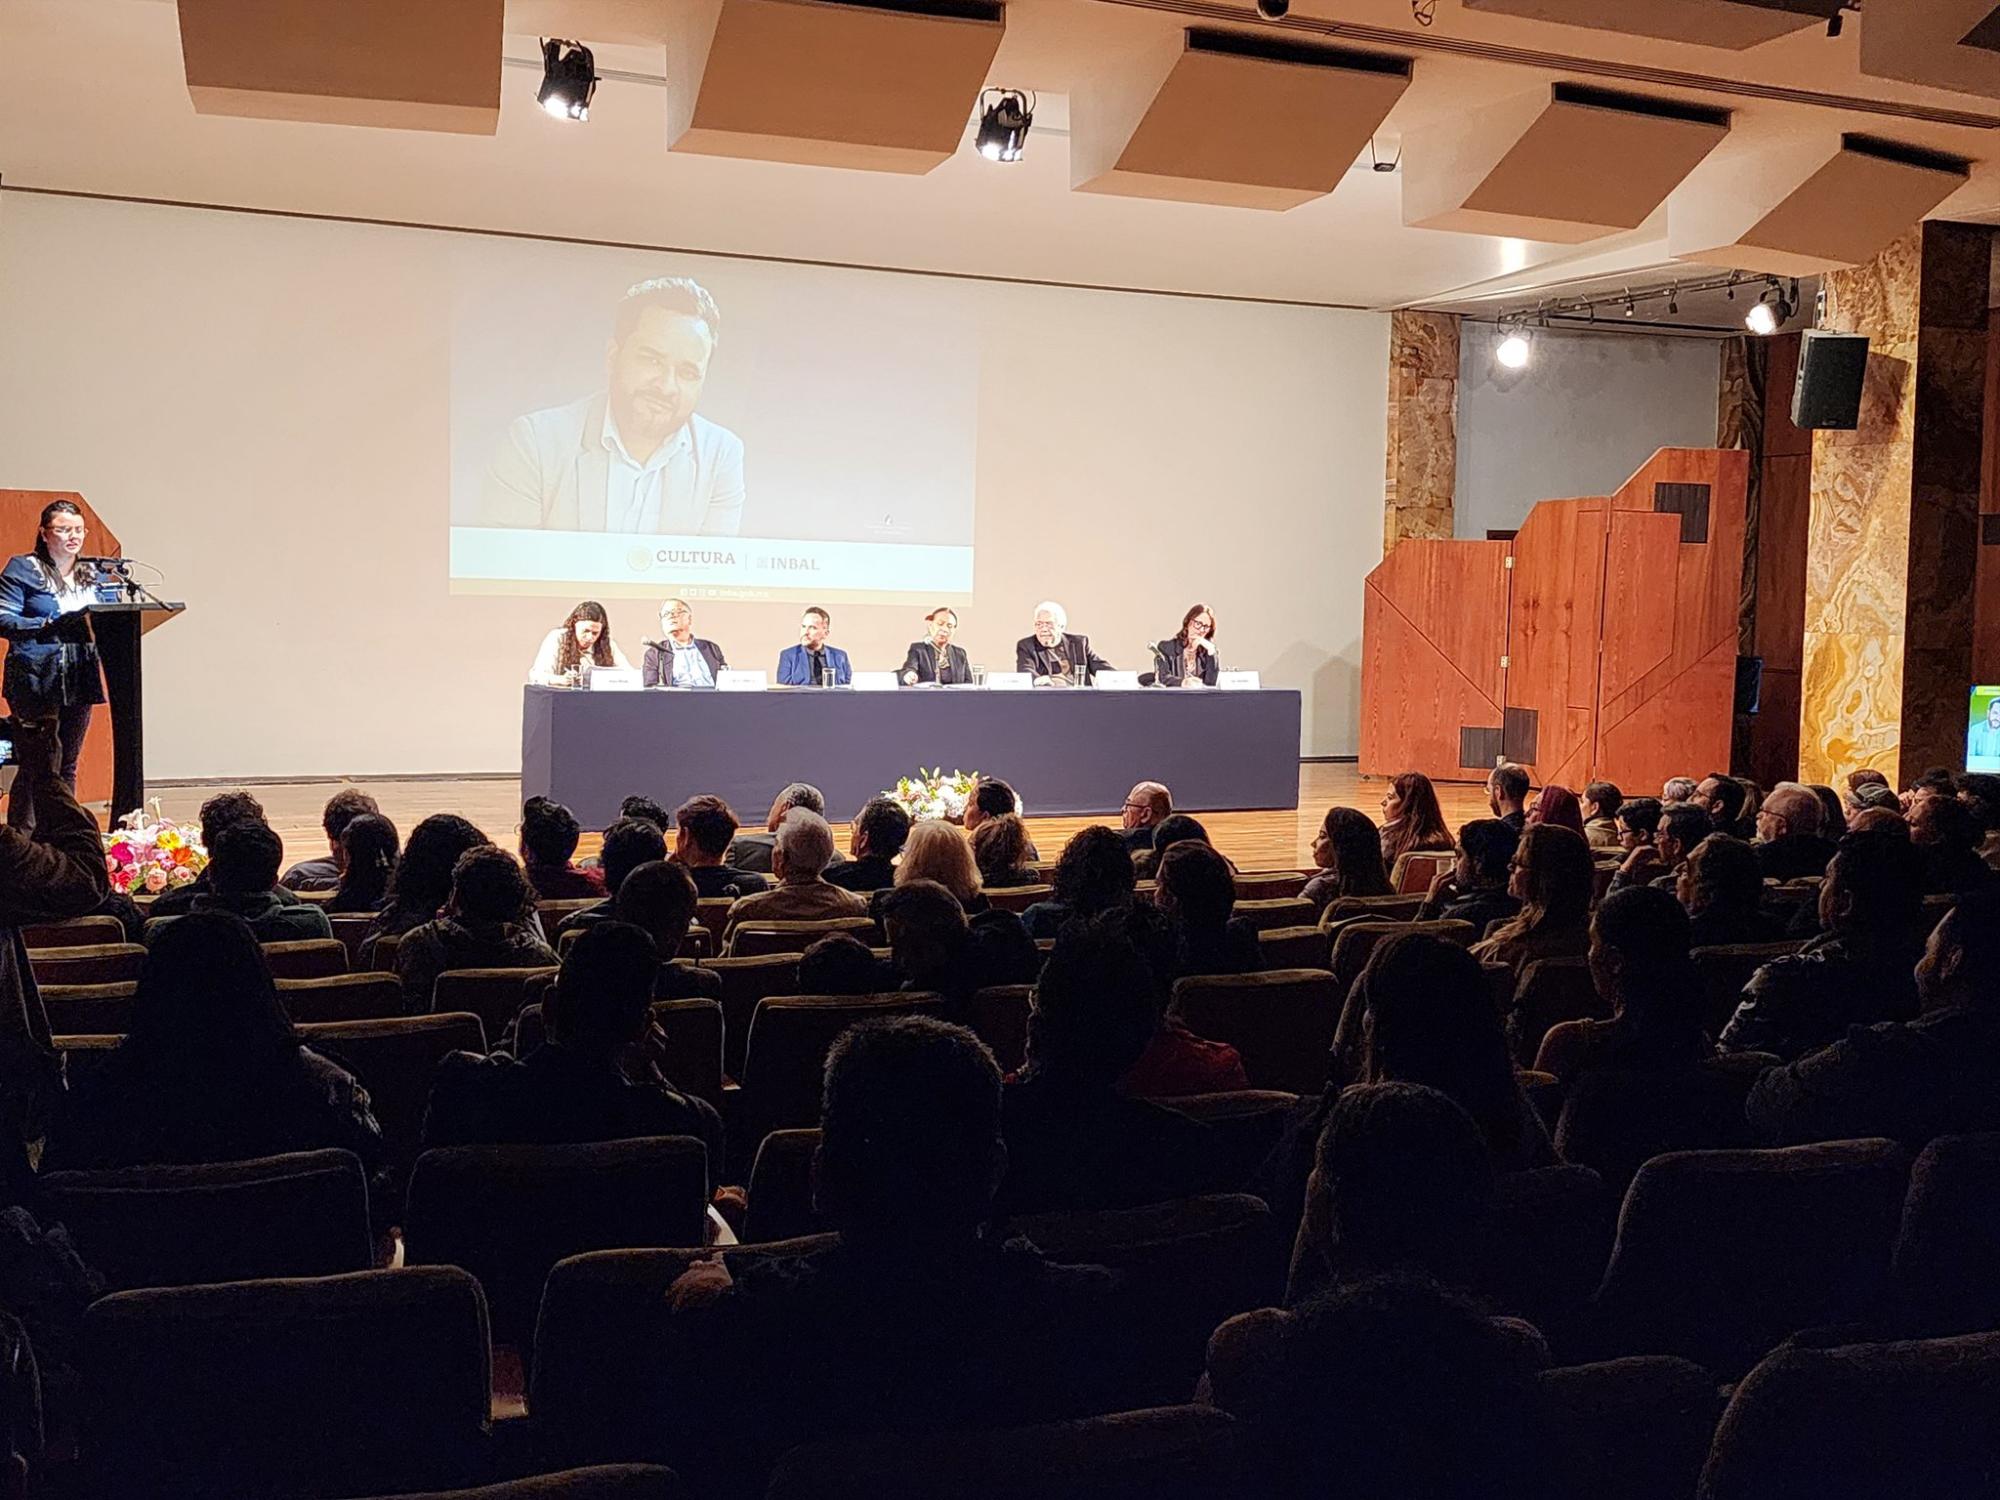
[963,777,1039,861]
[1132,812,1220,878]
[326,812,398,914]
[1525,783,1586,839]
[726,782,826,874]
[1957,773,2000,865]
[1753,781,1837,880]
[1847,768,1891,798]
[556,816,670,937]
[1581,781,1623,848]
[1849,782,1903,826]
[43,913,381,1172]
[1904,767,1958,815]
[878,879,1037,1012]
[823,797,910,894]
[395,845,556,1012]
[1155,839,1264,977]
[889,820,987,915]
[722,810,868,941]
[618,794,672,831]
[1378,771,1454,869]
[796,932,892,996]
[148,820,334,947]
[1119,780,1173,852]
[146,791,305,920]
[1486,763,1530,831]
[1001,915,1223,1213]
[1536,885,1711,1083]
[1661,776,1698,805]
[421,921,722,1173]
[359,812,490,966]
[280,788,381,891]
[1469,824,1593,978]
[1910,792,1994,895]
[1808,784,1846,839]
[1022,825,1136,939]
[1114,903,1249,1098]
[1301,806,1393,913]
[1720,831,1926,1060]
[517,796,605,900]
[1676,834,1778,947]
[671,796,769,901]
[1695,773,1755,840]
[970,813,1038,889]
[1614,795,1661,851]
[1416,819,1522,934]
[612,860,726,1001]
[1851,804,1908,836]
[1610,801,1709,895]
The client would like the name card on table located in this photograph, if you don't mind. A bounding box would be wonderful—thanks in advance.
[587,668,641,691]
[852,671,900,692]
[1218,671,1262,691]
[984,672,1033,691]
[1093,671,1142,691]
[716,669,769,692]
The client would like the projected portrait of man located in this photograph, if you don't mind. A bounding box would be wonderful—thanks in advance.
[1971,697,2000,762]
[477,276,745,536]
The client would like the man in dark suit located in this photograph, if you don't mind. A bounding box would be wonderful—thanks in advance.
[643,598,728,687]
[1120,781,1172,852]
[1015,601,1111,685]
[900,606,971,685]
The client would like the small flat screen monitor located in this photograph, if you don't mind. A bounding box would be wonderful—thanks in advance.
[1968,685,2000,773]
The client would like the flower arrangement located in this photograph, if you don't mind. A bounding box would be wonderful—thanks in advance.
[885,768,981,823]
[104,802,207,896]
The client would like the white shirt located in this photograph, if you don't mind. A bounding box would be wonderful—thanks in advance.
[39,559,94,615]
[601,407,694,534]
[528,627,633,686]
[669,638,715,688]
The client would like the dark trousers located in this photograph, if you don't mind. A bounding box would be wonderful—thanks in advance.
[5,701,94,831]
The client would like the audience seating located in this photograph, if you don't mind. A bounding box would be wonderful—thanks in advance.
[699,954,802,1079]
[1321,893,1425,924]
[405,1136,710,1347]
[1389,850,1454,895]
[37,1149,372,1292]
[1256,925,1331,971]
[984,884,1052,914]
[261,938,349,980]
[20,914,124,950]
[1892,1133,2000,1336]
[734,994,944,1157]
[966,984,1032,1075]
[38,982,136,1036]
[1554,1057,1775,1196]
[1327,918,1474,1002]
[1692,941,1804,1036]
[1160,1090,1300,1191]
[1539,1356,1720,1500]
[536,898,600,921]
[1470,1164,1615,1334]
[694,897,735,930]
[329,912,380,967]
[1226,897,1313,934]
[556,927,715,962]
[1506,957,1607,1067]
[27,943,145,986]
[725,918,877,959]
[298,1014,488,1184]
[1169,970,1340,1095]
[432,967,561,1039]
[743,1128,820,1244]
[1698,1331,2000,1500]
[1583,1138,1910,1376]
[80,1267,493,1499]
[1232,871,1309,901]
[277,972,405,1024]
[509,999,725,1111]
[367,932,404,974]
[348,1469,685,1500]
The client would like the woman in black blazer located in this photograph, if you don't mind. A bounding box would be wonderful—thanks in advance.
[900,606,971,685]
[1152,603,1220,688]
[0,500,105,827]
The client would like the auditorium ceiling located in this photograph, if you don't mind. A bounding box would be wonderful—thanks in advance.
[1,0,1998,310]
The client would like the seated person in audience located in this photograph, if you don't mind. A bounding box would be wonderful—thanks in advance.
[1303,806,1394,913]
[1850,806,1909,836]
[1118,780,1172,852]
[1486,762,1530,832]
[1661,776,1698,805]
[1535,885,1712,1084]
[1677,834,1780,948]
[358,813,490,967]
[1848,781,1903,827]
[148,821,334,947]
[1155,840,1264,977]
[1000,915,1225,1214]
[963,777,1040,861]
[395,845,557,1013]
[1910,791,1994,895]
[1956,772,2000,864]
[1747,890,2000,1149]
[1378,772,1454,870]
[1753,781,1838,881]
[1021,825,1137,940]
[280,788,380,891]
[516,796,606,901]
[326,813,398,914]
[555,816,669,938]
[720,810,868,941]
[725,783,823,875]
[1903,766,1959,815]
[1614,795,1661,855]
[147,791,307,920]
[1468,825,1593,978]
[884,819,987,916]
[879,880,1035,1013]
[1581,781,1623,849]
[1609,801,1710,896]
[670,795,768,901]
[44,912,381,1173]
[612,859,725,1002]
[1720,831,1926,1060]
[1415,819,1521,934]
[823,797,910,894]
[1132,813,1223,879]
[663,1017,1126,1492]
[1695,772,1756,841]
[1808,783,1846,839]
[572,792,670,873]
[1115,902,1248,1098]
[421,921,722,1174]
[796,932,893,996]
[1524,782,1585,838]
[970,812,1039,889]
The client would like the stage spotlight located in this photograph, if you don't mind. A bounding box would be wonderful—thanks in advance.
[1495,328,1531,369]
[1258,0,1291,17]
[538,38,598,120]
[1746,280,1793,336]
[976,89,1034,163]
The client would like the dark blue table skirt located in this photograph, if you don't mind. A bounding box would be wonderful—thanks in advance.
[522,685,1303,828]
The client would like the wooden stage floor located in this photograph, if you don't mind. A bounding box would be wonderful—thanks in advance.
[144,765,1500,874]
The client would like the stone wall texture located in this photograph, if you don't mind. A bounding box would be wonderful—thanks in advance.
[1385,310,1459,549]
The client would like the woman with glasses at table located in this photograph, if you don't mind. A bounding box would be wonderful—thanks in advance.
[1151,603,1220,688]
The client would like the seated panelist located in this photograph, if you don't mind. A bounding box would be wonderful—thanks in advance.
[900,606,971,686]
[528,600,632,686]
[1152,603,1220,688]
[777,606,851,687]
[1015,600,1111,686]
[642,597,728,688]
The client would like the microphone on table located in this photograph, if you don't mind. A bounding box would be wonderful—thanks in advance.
[1141,641,1165,689]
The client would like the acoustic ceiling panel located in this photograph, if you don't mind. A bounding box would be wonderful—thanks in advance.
[1669,133,1971,274]
[1072,30,1412,210]
[1860,0,2000,101]
[1403,84,1730,242]
[663,0,1005,173]
[1460,0,1837,49]
[176,0,503,133]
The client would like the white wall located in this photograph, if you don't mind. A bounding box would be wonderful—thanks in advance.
[1455,323,1722,538]
[0,190,1389,778]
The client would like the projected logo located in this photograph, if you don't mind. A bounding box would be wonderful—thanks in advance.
[625,547,655,573]
[868,513,915,539]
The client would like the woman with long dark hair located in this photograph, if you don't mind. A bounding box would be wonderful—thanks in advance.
[0,500,105,828]
[1378,772,1454,869]
[527,600,630,685]
[1535,884,1710,1083]
[327,812,400,914]
[357,813,490,966]
[1152,603,1220,688]
[1302,806,1394,913]
[1470,823,1595,977]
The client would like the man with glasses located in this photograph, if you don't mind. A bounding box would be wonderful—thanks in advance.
[1120,781,1172,853]
[643,598,728,688]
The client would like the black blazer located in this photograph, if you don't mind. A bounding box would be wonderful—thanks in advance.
[1152,637,1220,688]
[1014,633,1111,683]
[900,640,972,685]
[642,637,728,688]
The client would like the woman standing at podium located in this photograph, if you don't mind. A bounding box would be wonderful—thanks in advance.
[0,500,104,828]
[527,600,632,686]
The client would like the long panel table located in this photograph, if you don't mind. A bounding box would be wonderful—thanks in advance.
[522,685,1303,828]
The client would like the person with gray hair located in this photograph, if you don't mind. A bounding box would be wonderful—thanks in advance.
[1661,777,1698,805]
[1015,600,1112,686]
[720,808,868,943]
[727,781,828,874]
[1753,780,1837,881]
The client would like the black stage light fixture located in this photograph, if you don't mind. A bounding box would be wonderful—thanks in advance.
[977,88,1034,162]
[539,38,599,121]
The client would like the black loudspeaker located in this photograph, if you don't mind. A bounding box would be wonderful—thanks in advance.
[1791,329,1869,430]
[1734,655,1763,716]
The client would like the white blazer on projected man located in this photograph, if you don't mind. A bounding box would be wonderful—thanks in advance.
[476,392,746,536]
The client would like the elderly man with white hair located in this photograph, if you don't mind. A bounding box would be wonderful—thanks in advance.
[1661,777,1698,805]
[1753,780,1838,882]
[727,782,826,874]
[720,808,868,942]
[1014,600,1113,686]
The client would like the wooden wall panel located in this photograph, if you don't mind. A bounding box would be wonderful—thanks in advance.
[1506,497,1602,789]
